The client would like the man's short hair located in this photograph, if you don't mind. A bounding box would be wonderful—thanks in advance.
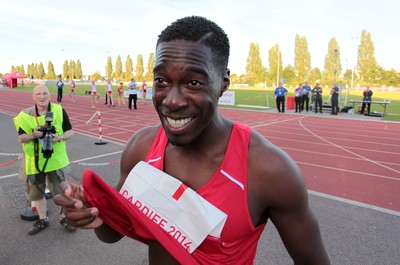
[157,16,230,74]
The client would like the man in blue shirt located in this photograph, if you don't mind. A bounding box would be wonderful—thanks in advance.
[301,81,311,112]
[274,82,288,113]
[56,77,64,102]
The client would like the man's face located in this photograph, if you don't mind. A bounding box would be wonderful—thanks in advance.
[32,86,50,108]
[153,40,226,146]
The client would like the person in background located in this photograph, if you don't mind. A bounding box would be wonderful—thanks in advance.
[301,81,311,112]
[69,80,76,102]
[141,80,147,105]
[54,16,330,265]
[127,78,138,110]
[117,82,126,106]
[294,83,302,113]
[312,83,323,113]
[360,85,373,115]
[274,82,288,113]
[330,83,339,115]
[105,79,116,107]
[91,80,100,108]
[56,76,64,102]
[14,84,75,235]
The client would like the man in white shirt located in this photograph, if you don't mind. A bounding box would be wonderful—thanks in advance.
[128,78,138,110]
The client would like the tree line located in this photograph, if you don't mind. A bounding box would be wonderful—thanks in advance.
[7,53,156,83]
[241,30,400,88]
[5,30,400,87]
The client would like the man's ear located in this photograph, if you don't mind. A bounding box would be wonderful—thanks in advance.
[220,68,230,96]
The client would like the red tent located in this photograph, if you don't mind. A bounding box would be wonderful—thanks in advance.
[2,71,27,88]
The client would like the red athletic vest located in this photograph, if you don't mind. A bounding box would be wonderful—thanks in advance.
[144,122,266,264]
[83,123,266,264]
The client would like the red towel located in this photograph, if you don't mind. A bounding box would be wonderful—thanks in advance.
[82,168,199,265]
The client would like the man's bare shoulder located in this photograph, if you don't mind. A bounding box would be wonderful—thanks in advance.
[123,125,160,160]
[117,125,160,190]
[248,130,301,178]
[248,130,307,212]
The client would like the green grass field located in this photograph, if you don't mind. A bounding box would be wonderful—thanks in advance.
[231,87,400,122]
[11,83,400,122]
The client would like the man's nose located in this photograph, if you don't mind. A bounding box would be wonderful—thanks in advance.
[163,85,188,110]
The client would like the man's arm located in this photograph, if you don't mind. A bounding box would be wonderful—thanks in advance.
[18,127,42,143]
[269,190,330,264]
[249,133,330,264]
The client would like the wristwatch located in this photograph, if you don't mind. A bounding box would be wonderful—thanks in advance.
[59,136,64,142]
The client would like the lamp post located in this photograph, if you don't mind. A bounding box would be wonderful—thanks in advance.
[334,48,338,83]
[276,51,280,87]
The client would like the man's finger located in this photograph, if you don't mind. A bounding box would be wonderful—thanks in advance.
[59,181,72,195]
[54,194,83,209]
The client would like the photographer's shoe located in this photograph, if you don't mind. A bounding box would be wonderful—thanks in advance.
[60,217,77,232]
[28,218,49,235]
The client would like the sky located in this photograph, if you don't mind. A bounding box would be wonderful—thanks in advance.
[1,0,399,77]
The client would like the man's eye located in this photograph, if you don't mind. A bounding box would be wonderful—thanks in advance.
[189,80,201,86]
[154,77,165,84]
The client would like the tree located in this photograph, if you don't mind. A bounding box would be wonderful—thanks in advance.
[115,55,123,81]
[135,54,144,81]
[145,52,155,82]
[294,34,311,83]
[37,62,45,79]
[105,56,113,79]
[268,44,282,86]
[91,72,102,81]
[245,42,264,84]
[27,63,34,79]
[309,67,322,86]
[47,61,56,80]
[281,64,296,86]
[230,73,239,84]
[69,60,75,80]
[357,30,377,84]
[63,60,69,80]
[125,55,134,81]
[342,69,353,87]
[323,38,341,85]
[380,68,400,87]
[75,60,83,80]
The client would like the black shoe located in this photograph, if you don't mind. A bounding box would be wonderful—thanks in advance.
[28,218,49,235]
[60,217,77,232]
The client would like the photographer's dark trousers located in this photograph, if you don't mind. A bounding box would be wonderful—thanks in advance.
[314,95,322,113]
[276,96,285,113]
[331,96,339,115]
[301,94,309,111]
[360,101,371,114]
[105,92,108,104]
[295,96,302,112]
[57,88,63,102]
[128,94,137,110]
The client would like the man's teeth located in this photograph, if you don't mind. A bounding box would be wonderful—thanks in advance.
[166,117,192,128]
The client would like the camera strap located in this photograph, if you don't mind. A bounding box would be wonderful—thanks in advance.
[33,103,52,174]
[33,138,50,174]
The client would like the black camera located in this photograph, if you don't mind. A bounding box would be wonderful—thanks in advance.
[38,112,56,158]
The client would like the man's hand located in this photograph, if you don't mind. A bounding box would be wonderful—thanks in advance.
[54,181,103,229]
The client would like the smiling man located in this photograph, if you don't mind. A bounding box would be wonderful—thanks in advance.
[55,16,330,264]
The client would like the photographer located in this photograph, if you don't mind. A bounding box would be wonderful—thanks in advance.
[330,83,339,115]
[13,85,75,235]
[360,85,373,115]
[312,83,323,113]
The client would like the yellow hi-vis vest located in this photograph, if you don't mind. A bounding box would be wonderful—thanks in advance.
[13,103,70,175]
